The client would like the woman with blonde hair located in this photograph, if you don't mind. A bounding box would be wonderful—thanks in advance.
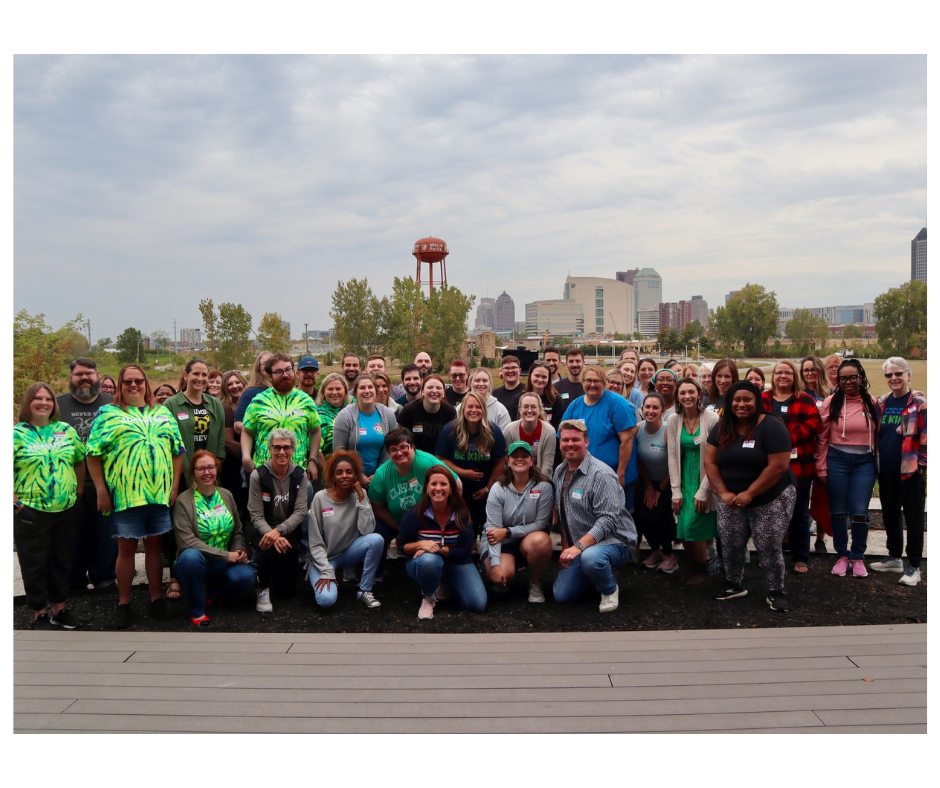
[616,359,645,407]
[372,370,402,417]
[800,355,830,404]
[502,391,557,477]
[314,373,351,458]
[823,354,842,393]
[458,367,511,430]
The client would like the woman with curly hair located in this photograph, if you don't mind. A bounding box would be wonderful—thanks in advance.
[815,359,881,578]
[705,381,797,610]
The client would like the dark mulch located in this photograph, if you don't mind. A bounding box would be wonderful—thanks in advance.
[13,546,926,634]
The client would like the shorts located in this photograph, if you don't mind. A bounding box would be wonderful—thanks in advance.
[480,538,527,568]
[111,504,172,539]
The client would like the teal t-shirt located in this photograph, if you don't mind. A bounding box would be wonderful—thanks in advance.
[242,387,321,467]
[85,404,184,512]
[13,421,86,512]
[194,488,235,551]
[357,408,386,475]
[368,450,458,524]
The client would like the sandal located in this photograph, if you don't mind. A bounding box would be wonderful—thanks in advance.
[190,614,211,628]
[793,561,809,574]
[165,579,182,600]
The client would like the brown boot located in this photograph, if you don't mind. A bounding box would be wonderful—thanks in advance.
[685,562,709,586]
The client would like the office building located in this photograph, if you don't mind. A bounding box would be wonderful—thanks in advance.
[616,269,639,286]
[495,292,516,331]
[475,297,496,330]
[179,328,201,349]
[564,276,635,335]
[525,299,584,335]
[911,227,927,283]
[660,301,692,332]
[637,307,660,337]
[633,268,662,328]
[690,295,708,326]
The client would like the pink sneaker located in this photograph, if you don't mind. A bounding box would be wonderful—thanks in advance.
[851,559,868,578]
[418,596,436,620]
[641,551,664,569]
[832,556,850,576]
[657,554,679,574]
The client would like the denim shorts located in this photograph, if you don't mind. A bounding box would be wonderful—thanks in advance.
[110,504,172,539]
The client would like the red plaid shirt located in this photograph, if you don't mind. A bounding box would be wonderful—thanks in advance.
[763,391,822,486]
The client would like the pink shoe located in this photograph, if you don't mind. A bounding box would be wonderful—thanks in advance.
[851,559,868,578]
[832,556,850,576]
[657,554,679,574]
[641,551,664,569]
[418,596,436,620]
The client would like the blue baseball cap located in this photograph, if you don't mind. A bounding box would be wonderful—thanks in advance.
[298,356,320,370]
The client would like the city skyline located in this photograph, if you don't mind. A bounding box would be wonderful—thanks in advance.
[14,55,926,343]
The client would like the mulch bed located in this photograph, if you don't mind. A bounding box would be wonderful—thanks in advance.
[13,542,926,634]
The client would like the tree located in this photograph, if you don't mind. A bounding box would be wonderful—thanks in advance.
[842,324,863,340]
[150,330,170,350]
[115,327,142,363]
[656,326,683,354]
[329,278,384,358]
[385,276,425,362]
[682,320,704,345]
[256,312,292,354]
[785,308,831,355]
[708,307,738,350]
[96,337,111,351]
[420,285,475,371]
[216,303,254,371]
[723,284,779,357]
[874,280,926,356]
[13,311,86,413]
[198,298,219,366]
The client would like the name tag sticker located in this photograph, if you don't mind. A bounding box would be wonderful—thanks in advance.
[213,505,226,514]
[780,406,788,413]
[790,449,798,459]
[530,491,541,499]
[413,425,424,433]
[743,440,755,449]
[176,413,189,420]
[54,431,67,438]
[693,437,701,445]
[322,507,334,517]
[650,445,662,452]
[262,492,271,502]
[358,428,368,436]
[572,489,583,500]
[561,393,569,399]
[408,478,420,488]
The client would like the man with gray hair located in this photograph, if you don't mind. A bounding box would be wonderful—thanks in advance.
[247,428,308,613]
[552,419,637,613]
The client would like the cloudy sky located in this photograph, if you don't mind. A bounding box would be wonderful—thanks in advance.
[14,54,926,342]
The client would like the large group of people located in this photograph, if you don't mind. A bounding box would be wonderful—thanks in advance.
[13,347,926,630]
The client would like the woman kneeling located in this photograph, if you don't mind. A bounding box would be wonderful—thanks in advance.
[398,466,488,619]
[308,451,384,609]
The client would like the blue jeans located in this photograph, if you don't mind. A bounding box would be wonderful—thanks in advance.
[553,542,630,602]
[308,533,385,607]
[174,548,256,618]
[826,447,876,559]
[405,553,487,612]
[70,491,117,588]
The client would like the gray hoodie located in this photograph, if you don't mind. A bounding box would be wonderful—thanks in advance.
[482,476,554,565]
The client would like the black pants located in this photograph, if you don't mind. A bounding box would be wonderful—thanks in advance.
[786,484,812,563]
[878,470,925,567]
[373,519,398,579]
[15,505,77,611]
[70,489,117,589]
[633,479,675,553]
[252,529,300,597]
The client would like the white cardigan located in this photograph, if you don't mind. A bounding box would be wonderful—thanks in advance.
[666,408,719,513]
[502,420,557,479]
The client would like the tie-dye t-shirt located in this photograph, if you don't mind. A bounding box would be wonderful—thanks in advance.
[242,387,320,467]
[13,421,86,512]
[194,488,234,551]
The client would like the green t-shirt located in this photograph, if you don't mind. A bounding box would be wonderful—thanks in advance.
[243,387,321,467]
[85,404,184,512]
[368,449,458,524]
[13,421,86,512]
[194,488,234,551]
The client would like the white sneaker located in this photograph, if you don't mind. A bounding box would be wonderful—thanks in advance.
[599,584,619,613]
[528,582,545,603]
[342,566,358,582]
[871,558,904,573]
[418,596,436,620]
[386,541,398,560]
[256,587,273,613]
[899,566,922,586]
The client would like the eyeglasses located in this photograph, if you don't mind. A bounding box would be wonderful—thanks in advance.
[450,373,466,379]
[71,372,96,379]
[884,371,906,379]
[122,378,146,386]
[519,404,541,412]
[606,381,623,389]
[802,368,817,374]
[838,375,860,384]
[502,366,520,372]
[270,368,294,378]
[270,445,293,454]
[194,465,216,474]
[389,444,413,455]
[583,379,604,386]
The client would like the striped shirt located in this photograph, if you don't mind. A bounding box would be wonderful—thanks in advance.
[553,451,637,551]
[397,506,475,564]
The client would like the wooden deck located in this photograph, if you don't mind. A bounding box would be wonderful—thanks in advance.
[13,623,926,733]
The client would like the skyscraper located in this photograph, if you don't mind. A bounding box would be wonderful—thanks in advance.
[911,227,927,283]
[495,292,516,331]
[633,268,662,330]
[616,269,639,286]
[475,297,496,329]
[690,295,708,327]
[564,276,635,335]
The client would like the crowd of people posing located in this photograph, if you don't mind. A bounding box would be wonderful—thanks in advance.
[13,345,926,630]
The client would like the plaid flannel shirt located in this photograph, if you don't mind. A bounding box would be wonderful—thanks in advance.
[763,391,822,487]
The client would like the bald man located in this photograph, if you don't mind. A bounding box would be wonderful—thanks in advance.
[414,352,433,378]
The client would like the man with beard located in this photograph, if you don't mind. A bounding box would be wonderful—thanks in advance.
[554,347,586,406]
[394,363,423,406]
[543,346,563,384]
[57,357,118,591]
[414,351,433,378]
[295,356,320,399]
[341,353,362,386]
[241,354,322,484]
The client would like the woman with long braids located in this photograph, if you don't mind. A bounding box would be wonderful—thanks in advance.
[815,359,881,578]
[705,381,797,611]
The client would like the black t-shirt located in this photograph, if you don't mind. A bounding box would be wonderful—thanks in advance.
[445,387,468,408]
[706,415,795,507]
[492,384,524,421]
[56,392,114,491]
[553,378,584,410]
[769,395,794,423]
[396,400,457,455]
[878,393,910,473]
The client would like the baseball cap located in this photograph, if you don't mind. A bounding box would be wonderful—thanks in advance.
[298,356,320,370]
[507,440,534,456]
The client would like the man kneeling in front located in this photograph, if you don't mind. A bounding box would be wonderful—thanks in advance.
[553,419,637,613]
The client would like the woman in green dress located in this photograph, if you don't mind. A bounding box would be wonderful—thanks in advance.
[667,378,719,585]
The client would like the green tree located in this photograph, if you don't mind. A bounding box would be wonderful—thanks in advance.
[115,327,143,363]
[842,323,863,340]
[256,312,292,354]
[385,276,425,362]
[724,283,779,357]
[96,337,111,351]
[656,326,683,353]
[874,280,926,356]
[420,285,474,371]
[708,307,738,350]
[682,320,704,345]
[150,330,170,350]
[785,308,831,355]
[216,303,254,371]
[329,278,384,357]
[198,298,219,366]
[13,311,86,412]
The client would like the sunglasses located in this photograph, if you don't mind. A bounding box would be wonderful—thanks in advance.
[270,445,293,454]
[122,378,146,386]
[884,371,906,379]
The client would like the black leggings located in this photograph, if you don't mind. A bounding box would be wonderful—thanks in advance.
[15,505,77,611]
[633,479,675,553]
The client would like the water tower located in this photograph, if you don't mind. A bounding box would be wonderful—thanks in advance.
[413,237,449,295]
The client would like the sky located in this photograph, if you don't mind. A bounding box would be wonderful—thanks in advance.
[13,54,927,342]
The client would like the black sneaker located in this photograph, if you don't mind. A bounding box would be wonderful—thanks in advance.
[814,540,827,554]
[30,613,54,630]
[714,584,748,600]
[51,609,81,630]
[766,591,788,612]
[112,603,133,630]
[150,598,171,621]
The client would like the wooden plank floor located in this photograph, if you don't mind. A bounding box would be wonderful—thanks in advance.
[13,623,926,733]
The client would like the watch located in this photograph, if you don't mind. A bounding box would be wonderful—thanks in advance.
[504,527,512,539]
[574,540,586,551]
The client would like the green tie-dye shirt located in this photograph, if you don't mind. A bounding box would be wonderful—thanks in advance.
[316,402,343,454]
[13,421,86,512]
[242,387,320,467]
[85,404,184,512]
[194,488,234,551]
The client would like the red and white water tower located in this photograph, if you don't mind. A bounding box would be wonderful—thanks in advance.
[412,237,449,295]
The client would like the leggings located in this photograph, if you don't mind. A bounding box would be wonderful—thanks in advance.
[717,485,796,593]
[633,478,675,553]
